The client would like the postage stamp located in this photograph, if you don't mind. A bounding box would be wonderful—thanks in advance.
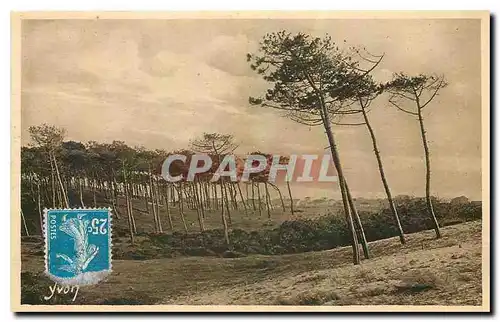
[44,208,112,286]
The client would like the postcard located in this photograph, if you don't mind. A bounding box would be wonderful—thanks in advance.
[11,11,490,312]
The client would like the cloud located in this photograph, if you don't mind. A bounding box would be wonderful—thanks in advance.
[20,19,483,199]
[141,51,187,77]
[200,34,259,77]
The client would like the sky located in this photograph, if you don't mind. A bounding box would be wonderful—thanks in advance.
[20,18,483,200]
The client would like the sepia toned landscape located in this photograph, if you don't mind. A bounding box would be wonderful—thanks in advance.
[13,12,489,311]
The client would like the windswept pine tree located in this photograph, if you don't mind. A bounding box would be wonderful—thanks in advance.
[190,133,239,248]
[246,31,383,264]
[338,75,407,244]
[386,73,448,239]
[28,124,69,209]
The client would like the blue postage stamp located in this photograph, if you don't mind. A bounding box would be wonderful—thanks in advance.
[44,208,112,286]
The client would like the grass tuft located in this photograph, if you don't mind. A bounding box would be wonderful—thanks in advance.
[276,290,340,305]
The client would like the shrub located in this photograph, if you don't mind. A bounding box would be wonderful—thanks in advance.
[99,199,482,260]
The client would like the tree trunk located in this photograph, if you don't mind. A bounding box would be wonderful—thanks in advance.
[286,181,294,216]
[226,183,235,210]
[144,184,150,214]
[154,177,163,233]
[264,182,271,219]
[236,182,248,215]
[21,209,30,236]
[37,183,43,235]
[221,181,232,225]
[51,152,69,208]
[251,182,256,211]
[187,184,194,210]
[170,185,176,206]
[56,184,63,208]
[417,107,442,238]
[269,183,285,212]
[194,179,205,232]
[245,183,249,204]
[220,183,231,249]
[149,168,159,233]
[214,183,219,210]
[49,157,56,207]
[64,180,70,204]
[204,182,211,209]
[197,180,206,219]
[125,186,134,244]
[93,183,97,208]
[79,177,85,208]
[122,162,135,244]
[231,184,239,210]
[344,180,370,259]
[129,185,137,234]
[321,106,360,265]
[361,102,405,244]
[178,182,188,233]
[304,71,360,264]
[111,176,121,219]
[164,185,173,230]
[256,183,262,217]
[266,184,274,211]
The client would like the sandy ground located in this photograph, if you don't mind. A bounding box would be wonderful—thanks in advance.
[21,221,484,307]
[159,221,484,306]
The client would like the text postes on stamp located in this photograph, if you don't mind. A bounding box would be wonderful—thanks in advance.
[44,208,112,286]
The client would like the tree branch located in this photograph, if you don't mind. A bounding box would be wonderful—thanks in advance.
[332,121,366,126]
[421,79,445,108]
[388,98,418,116]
